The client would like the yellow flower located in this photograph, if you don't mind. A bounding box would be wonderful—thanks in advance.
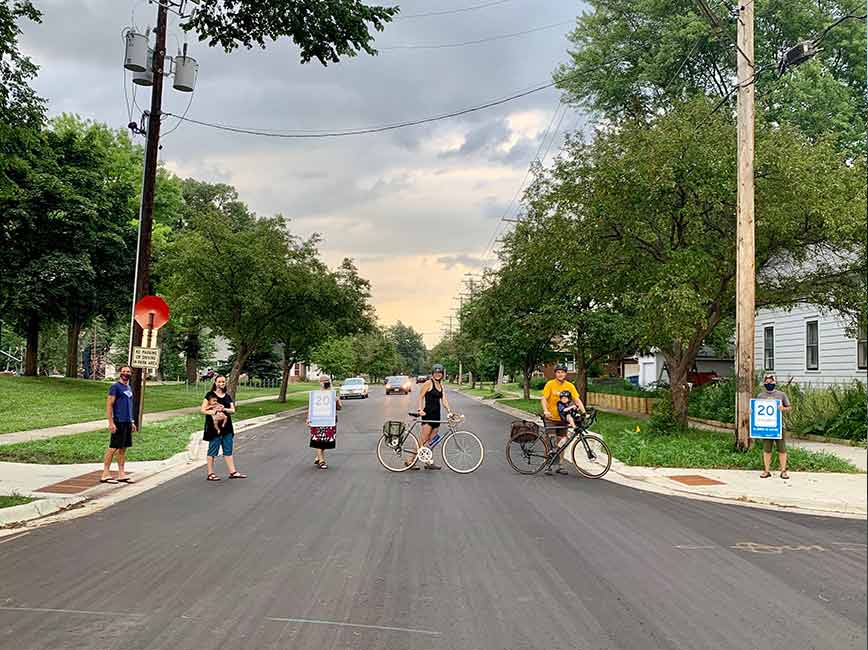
[635,425,641,433]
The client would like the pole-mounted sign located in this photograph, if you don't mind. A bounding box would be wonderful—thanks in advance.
[131,296,170,428]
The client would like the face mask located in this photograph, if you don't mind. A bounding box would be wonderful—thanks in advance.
[120,373,131,380]
[323,382,331,389]
[764,383,776,391]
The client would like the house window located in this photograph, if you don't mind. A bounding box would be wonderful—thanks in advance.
[858,324,867,370]
[806,320,819,370]
[763,326,774,371]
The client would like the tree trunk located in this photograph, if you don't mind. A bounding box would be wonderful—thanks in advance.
[574,355,589,405]
[227,344,249,397]
[278,347,296,403]
[184,330,200,384]
[24,314,39,376]
[522,368,531,400]
[65,314,83,378]
[470,372,475,389]
[668,361,691,428]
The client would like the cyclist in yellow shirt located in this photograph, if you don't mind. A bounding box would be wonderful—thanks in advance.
[539,364,587,475]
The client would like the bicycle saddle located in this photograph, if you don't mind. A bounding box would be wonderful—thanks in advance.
[408,411,421,417]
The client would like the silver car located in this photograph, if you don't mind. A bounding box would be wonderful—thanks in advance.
[339,377,369,399]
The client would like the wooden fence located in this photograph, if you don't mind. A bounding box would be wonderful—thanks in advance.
[586,392,658,415]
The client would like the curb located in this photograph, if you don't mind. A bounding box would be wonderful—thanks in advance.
[0,406,308,529]
[0,495,88,528]
[467,395,867,519]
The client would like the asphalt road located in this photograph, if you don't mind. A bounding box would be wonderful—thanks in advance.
[0,390,865,650]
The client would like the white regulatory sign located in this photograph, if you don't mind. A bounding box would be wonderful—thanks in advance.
[132,346,161,370]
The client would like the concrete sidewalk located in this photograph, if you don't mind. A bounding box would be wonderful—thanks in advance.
[0,394,280,446]
[484,397,867,519]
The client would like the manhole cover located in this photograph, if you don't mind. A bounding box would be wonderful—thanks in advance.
[668,474,725,486]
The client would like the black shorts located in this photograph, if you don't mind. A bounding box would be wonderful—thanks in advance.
[110,421,134,449]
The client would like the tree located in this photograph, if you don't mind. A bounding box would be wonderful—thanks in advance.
[387,322,427,375]
[183,0,399,65]
[556,0,866,151]
[352,329,402,381]
[530,100,865,425]
[160,211,302,395]
[311,336,354,379]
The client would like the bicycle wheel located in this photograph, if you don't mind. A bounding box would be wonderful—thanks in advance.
[376,431,420,472]
[506,433,549,475]
[570,434,612,479]
[441,430,484,474]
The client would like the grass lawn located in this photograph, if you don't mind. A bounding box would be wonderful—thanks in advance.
[500,399,859,473]
[0,495,36,509]
[0,393,309,464]
[0,376,315,434]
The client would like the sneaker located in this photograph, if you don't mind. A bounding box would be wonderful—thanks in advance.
[424,463,442,470]
[544,468,553,476]
[555,467,569,475]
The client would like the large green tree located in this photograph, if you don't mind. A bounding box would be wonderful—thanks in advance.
[386,322,427,375]
[531,100,865,424]
[352,329,402,382]
[160,211,304,395]
[556,0,866,151]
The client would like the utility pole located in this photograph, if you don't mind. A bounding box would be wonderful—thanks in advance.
[128,1,169,429]
[734,1,755,451]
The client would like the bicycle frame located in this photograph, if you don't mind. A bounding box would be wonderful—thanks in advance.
[539,414,597,467]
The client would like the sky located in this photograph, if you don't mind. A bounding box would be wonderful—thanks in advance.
[20,0,590,347]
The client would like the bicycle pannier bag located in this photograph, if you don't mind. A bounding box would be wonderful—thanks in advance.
[510,420,539,443]
[383,420,405,438]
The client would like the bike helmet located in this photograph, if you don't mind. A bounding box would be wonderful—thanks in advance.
[554,363,567,372]
[559,390,572,398]
[432,364,445,373]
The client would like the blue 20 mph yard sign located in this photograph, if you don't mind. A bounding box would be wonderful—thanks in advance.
[750,399,783,439]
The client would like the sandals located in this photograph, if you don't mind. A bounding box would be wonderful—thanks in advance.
[780,471,790,480]
[206,473,221,481]
[116,477,134,484]
[99,477,119,484]
[228,471,247,479]
[318,463,328,470]
[555,467,569,475]
[760,471,772,478]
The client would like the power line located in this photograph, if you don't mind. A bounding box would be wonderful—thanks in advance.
[379,19,574,50]
[394,0,513,19]
[164,78,564,138]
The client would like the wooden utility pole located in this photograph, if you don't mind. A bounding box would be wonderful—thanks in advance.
[734,1,756,450]
[128,1,169,429]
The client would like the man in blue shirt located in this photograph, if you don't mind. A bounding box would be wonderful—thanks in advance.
[101,365,138,484]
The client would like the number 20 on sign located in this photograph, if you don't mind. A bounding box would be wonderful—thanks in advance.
[749,398,782,439]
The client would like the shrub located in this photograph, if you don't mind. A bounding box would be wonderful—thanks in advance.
[688,378,736,423]
[785,382,866,442]
[530,377,548,390]
[647,391,684,435]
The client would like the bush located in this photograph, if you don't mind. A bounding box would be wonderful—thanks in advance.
[647,391,684,435]
[785,382,867,442]
[588,378,661,397]
[688,378,736,423]
[530,377,548,390]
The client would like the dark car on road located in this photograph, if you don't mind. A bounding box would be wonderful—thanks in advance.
[385,375,412,395]
[416,374,429,384]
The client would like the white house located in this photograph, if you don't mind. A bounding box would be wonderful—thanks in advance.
[755,304,866,387]
[631,345,735,388]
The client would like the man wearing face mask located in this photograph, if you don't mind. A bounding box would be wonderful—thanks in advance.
[100,365,138,484]
[757,372,792,479]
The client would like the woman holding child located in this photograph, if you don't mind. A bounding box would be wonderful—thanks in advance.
[201,375,247,482]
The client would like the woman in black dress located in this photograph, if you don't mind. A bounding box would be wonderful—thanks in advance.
[200,375,247,481]
[416,363,452,470]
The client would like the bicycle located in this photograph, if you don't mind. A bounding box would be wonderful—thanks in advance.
[505,408,612,479]
[377,411,485,474]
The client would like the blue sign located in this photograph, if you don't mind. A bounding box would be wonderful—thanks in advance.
[308,390,337,427]
[750,398,782,439]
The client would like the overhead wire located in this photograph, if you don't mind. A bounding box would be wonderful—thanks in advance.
[394,0,514,19]
[379,19,575,50]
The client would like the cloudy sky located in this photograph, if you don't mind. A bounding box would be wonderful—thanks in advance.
[21,0,589,347]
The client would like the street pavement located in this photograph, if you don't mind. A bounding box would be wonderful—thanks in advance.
[0,390,865,650]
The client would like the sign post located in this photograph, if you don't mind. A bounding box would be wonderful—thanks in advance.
[132,296,170,429]
[308,390,337,428]
[749,398,783,441]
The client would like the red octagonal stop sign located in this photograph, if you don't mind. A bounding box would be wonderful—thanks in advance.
[134,296,170,330]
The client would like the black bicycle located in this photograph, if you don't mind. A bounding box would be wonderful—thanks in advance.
[506,408,612,479]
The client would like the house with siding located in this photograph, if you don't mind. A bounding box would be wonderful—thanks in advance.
[755,304,866,387]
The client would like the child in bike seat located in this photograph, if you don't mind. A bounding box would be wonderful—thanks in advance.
[557,390,581,429]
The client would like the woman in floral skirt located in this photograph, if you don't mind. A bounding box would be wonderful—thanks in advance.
[309,374,341,469]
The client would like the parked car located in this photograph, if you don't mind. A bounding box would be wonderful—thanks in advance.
[416,374,429,384]
[385,375,412,395]
[339,377,369,399]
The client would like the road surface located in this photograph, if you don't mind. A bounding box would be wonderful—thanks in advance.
[0,390,865,649]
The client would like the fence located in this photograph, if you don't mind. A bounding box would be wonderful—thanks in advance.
[586,392,658,415]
